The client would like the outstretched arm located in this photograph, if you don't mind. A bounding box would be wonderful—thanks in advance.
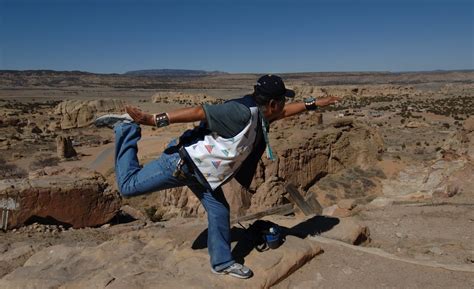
[125,105,206,126]
[276,96,341,120]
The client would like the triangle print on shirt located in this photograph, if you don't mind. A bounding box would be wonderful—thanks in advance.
[205,145,215,153]
[184,105,260,190]
[211,160,222,169]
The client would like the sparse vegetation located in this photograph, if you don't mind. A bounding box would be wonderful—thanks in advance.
[144,206,163,222]
[0,156,27,179]
[29,154,60,170]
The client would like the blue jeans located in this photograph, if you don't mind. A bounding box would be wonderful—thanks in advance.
[114,122,234,271]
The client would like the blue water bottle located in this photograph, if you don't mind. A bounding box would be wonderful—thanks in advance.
[265,226,282,249]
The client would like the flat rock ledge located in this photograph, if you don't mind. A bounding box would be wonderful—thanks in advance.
[0,221,322,289]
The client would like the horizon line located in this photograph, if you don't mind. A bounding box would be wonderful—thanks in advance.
[1,68,473,75]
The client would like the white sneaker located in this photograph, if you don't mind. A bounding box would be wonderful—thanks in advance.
[211,263,253,279]
[94,114,134,128]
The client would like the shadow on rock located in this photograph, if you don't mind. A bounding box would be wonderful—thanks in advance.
[25,215,73,228]
[284,215,340,238]
[192,215,339,265]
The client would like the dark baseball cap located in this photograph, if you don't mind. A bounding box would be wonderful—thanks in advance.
[254,74,295,100]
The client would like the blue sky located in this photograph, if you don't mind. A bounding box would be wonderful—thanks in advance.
[1,0,473,73]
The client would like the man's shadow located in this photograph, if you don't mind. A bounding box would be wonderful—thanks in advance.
[191,215,339,265]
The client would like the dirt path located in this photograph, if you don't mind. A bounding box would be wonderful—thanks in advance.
[273,241,474,289]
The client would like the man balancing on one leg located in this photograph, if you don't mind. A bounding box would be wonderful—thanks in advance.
[95,74,340,279]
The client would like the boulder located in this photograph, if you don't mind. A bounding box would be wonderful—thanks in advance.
[56,135,77,159]
[120,205,148,221]
[267,215,370,246]
[54,99,125,129]
[320,217,371,245]
[0,167,121,229]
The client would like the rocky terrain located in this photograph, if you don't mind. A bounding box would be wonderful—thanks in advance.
[0,70,473,288]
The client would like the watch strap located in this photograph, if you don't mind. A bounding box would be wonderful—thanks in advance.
[304,97,318,111]
[153,113,170,127]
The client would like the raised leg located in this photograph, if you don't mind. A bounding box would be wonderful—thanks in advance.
[113,122,185,196]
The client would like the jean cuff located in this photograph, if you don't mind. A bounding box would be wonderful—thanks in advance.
[213,260,235,272]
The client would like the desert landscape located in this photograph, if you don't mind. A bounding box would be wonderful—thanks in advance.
[0,69,473,288]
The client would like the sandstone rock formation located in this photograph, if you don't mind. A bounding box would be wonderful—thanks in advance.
[56,135,77,159]
[442,116,474,160]
[267,215,371,245]
[319,217,370,245]
[308,166,386,207]
[134,119,384,219]
[0,167,121,229]
[380,158,472,201]
[0,219,322,289]
[291,84,420,99]
[151,91,225,106]
[54,99,125,129]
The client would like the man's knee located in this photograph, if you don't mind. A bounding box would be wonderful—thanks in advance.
[117,179,138,197]
[207,205,230,223]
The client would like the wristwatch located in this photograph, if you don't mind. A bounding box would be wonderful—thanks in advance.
[153,113,170,127]
[304,97,318,111]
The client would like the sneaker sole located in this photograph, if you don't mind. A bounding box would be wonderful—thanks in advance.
[211,268,253,279]
[94,116,132,128]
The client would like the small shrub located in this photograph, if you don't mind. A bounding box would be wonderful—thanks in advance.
[144,206,157,219]
[0,156,27,179]
[144,206,163,222]
[29,154,60,171]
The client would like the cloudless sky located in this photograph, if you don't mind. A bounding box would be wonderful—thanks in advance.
[1,0,473,73]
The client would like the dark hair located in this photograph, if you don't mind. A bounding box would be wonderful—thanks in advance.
[251,91,285,106]
[252,91,270,106]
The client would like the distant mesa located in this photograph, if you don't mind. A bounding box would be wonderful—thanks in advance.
[0,69,94,76]
[123,69,227,76]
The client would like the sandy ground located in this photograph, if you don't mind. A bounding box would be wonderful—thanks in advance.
[274,241,473,289]
[0,71,473,288]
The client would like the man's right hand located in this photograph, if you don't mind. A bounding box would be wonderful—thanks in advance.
[125,105,155,126]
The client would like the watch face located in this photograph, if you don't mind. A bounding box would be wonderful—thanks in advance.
[304,97,315,103]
